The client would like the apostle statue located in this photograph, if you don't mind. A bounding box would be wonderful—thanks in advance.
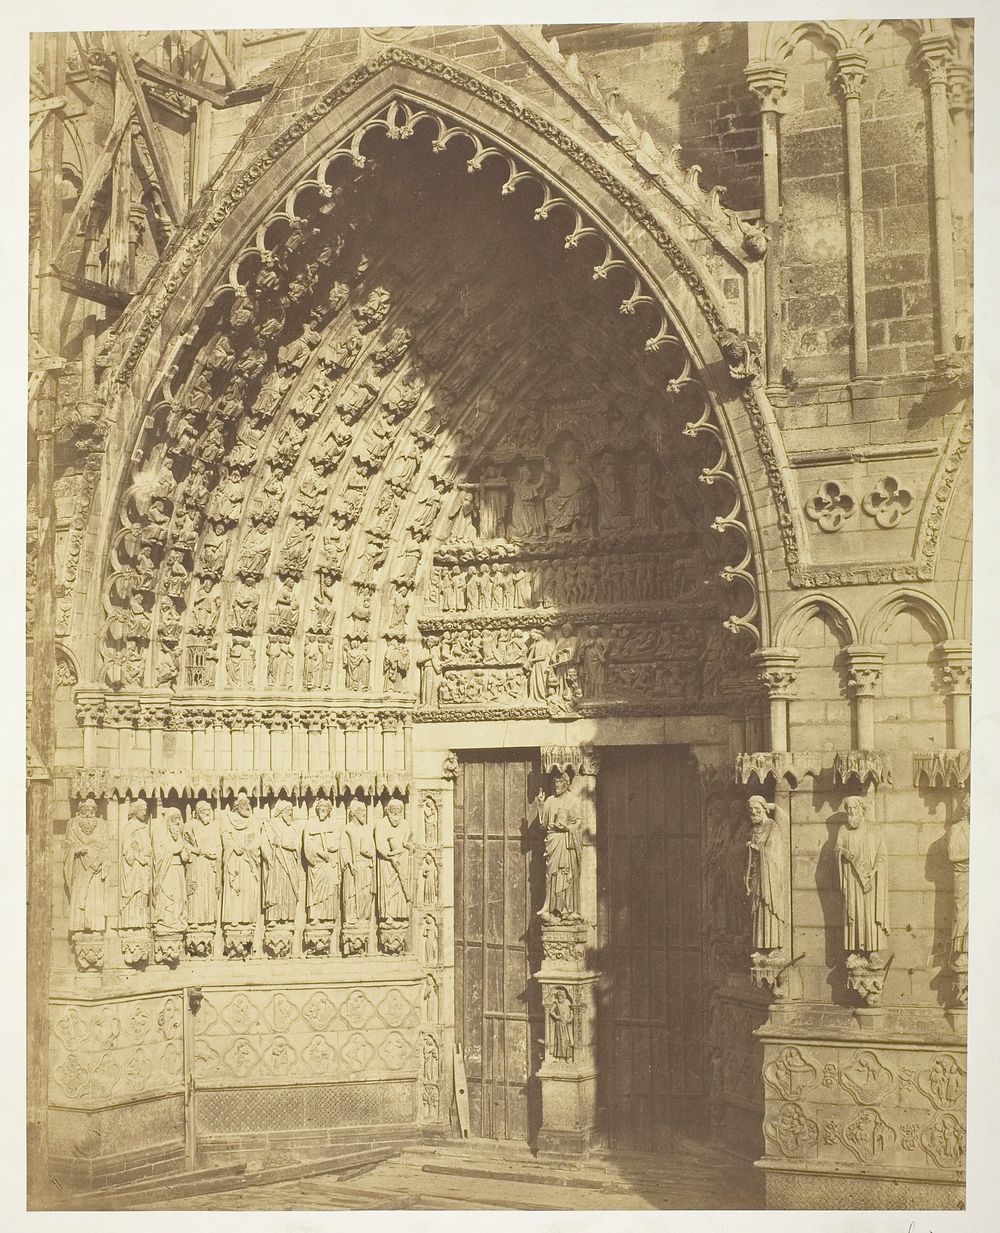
[220,791,262,925]
[744,795,786,953]
[303,796,340,923]
[261,802,302,925]
[375,799,413,925]
[535,773,584,922]
[152,807,189,934]
[836,795,889,954]
[119,797,152,929]
[340,800,375,928]
[183,800,221,930]
[64,797,109,935]
[948,797,970,970]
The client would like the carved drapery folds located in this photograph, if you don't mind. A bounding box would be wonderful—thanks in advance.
[745,795,790,996]
[836,796,890,1007]
[68,782,417,964]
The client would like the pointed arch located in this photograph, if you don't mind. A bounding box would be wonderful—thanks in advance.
[69,45,804,695]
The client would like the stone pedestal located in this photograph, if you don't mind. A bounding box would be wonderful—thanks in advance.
[535,922,598,1155]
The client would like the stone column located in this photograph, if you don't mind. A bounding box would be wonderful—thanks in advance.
[845,646,885,751]
[918,32,958,356]
[535,745,599,1154]
[937,639,972,750]
[745,61,788,388]
[752,647,799,753]
[835,49,870,378]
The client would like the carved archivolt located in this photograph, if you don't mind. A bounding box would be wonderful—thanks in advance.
[89,87,766,716]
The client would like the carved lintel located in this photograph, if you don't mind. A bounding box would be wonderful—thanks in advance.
[833,750,893,788]
[541,745,599,776]
[120,929,151,968]
[184,927,215,958]
[913,749,970,789]
[736,751,825,788]
[222,925,254,958]
[263,924,294,959]
[70,932,105,971]
[340,923,370,957]
[302,924,334,957]
[846,952,888,1007]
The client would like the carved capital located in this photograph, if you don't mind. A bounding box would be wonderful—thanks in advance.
[935,640,972,695]
[845,646,885,697]
[752,647,799,699]
[834,49,868,101]
[745,61,788,112]
[918,33,956,89]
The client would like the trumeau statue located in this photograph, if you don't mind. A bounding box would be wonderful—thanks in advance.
[152,807,189,935]
[120,797,151,930]
[375,799,413,925]
[340,800,375,929]
[64,798,109,935]
[220,791,262,926]
[836,795,889,954]
[262,802,302,924]
[744,795,786,954]
[183,800,221,928]
[304,797,340,924]
[535,773,584,923]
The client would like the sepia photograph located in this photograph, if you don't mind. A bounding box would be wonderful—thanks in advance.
[22,4,986,1221]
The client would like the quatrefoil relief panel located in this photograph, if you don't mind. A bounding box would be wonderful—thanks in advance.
[804,481,856,533]
[862,476,914,528]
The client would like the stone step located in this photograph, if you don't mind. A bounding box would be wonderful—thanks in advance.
[59,1145,402,1210]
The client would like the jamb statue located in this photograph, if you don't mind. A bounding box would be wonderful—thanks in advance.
[836,795,889,954]
[745,795,786,955]
[535,772,584,923]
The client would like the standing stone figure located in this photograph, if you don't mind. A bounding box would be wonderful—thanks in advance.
[340,800,375,927]
[375,800,413,925]
[549,987,575,1061]
[261,802,302,924]
[509,462,547,539]
[183,800,221,927]
[220,791,262,925]
[417,636,443,708]
[119,797,152,929]
[535,773,584,922]
[303,797,340,923]
[745,795,786,953]
[836,795,889,954]
[64,798,109,934]
[152,807,189,934]
[948,798,970,970]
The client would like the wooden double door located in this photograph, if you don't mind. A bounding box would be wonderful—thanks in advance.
[453,746,704,1149]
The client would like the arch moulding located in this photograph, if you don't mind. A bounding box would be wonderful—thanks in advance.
[71,44,807,673]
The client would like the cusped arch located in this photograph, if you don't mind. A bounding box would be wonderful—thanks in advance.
[772,593,859,649]
[74,44,801,685]
[859,588,955,647]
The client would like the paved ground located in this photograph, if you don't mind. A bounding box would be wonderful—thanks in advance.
[138,1136,763,1211]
